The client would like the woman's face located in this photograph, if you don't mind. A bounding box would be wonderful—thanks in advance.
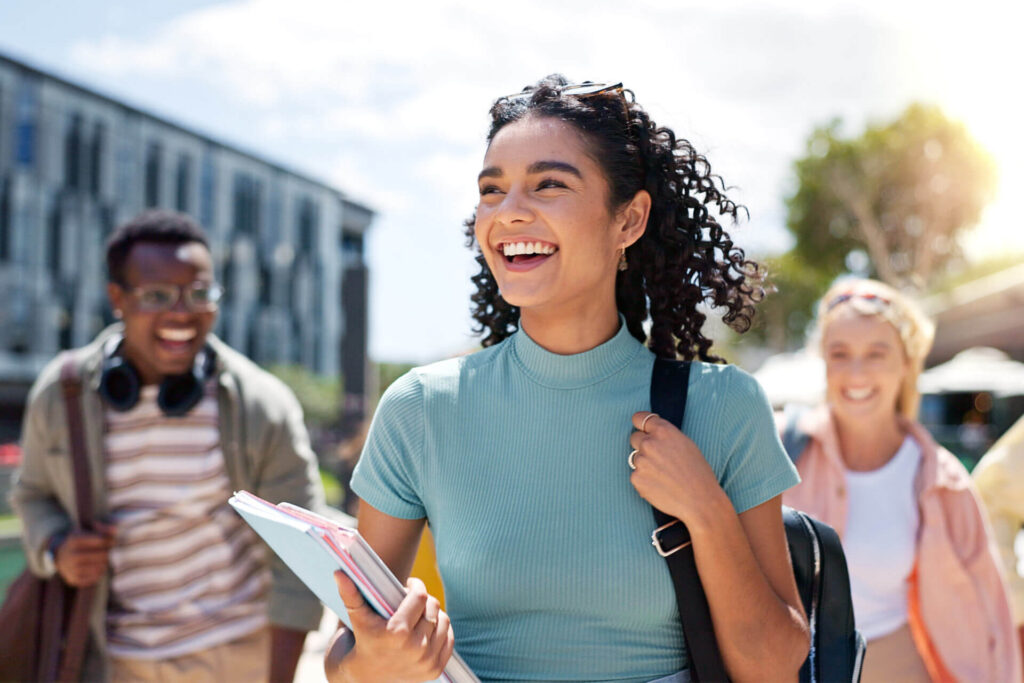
[473,115,644,319]
[822,307,909,425]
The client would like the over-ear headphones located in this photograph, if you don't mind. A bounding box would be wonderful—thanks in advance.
[98,335,217,417]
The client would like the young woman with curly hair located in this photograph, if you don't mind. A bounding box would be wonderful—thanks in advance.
[782,279,1020,682]
[325,76,809,682]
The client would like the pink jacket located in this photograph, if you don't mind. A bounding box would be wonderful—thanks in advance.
[782,405,1021,683]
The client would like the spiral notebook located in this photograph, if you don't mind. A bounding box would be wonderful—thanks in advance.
[228,491,478,683]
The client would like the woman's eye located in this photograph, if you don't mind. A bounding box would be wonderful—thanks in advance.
[536,178,566,190]
[478,184,501,196]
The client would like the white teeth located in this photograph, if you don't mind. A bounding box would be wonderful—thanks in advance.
[501,241,557,256]
[844,387,873,401]
[158,328,197,342]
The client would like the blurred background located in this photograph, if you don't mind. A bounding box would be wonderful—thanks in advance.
[0,1,1022,670]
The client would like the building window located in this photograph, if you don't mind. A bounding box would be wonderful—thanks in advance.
[89,122,105,198]
[0,177,10,261]
[200,152,216,227]
[232,172,261,235]
[297,197,318,255]
[14,78,38,169]
[47,193,62,272]
[176,153,192,212]
[99,204,114,238]
[342,232,364,259]
[144,142,162,207]
[258,261,272,306]
[266,181,283,251]
[116,136,135,207]
[64,113,84,190]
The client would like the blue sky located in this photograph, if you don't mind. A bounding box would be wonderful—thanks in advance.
[1,0,1020,363]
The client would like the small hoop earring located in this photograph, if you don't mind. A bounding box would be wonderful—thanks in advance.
[617,247,628,272]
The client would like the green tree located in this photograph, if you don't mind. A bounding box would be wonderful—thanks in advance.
[375,362,415,401]
[266,365,341,428]
[786,103,997,289]
[752,251,833,350]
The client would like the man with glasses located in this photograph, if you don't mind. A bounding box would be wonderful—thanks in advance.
[11,210,325,682]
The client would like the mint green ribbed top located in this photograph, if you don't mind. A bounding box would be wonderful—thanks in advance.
[352,321,799,682]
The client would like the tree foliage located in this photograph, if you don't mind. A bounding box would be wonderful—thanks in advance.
[752,251,833,349]
[786,103,996,289]
[267,364,341,428]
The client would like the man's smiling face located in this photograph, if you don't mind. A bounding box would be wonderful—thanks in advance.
[107,241,218,385]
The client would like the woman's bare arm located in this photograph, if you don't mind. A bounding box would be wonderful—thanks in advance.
[630,413,808,682]
[691,495,808,682]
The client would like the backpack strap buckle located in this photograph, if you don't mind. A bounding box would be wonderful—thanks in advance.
[651,519,692,557]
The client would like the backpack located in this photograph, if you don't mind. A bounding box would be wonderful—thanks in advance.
[650,359,865,683]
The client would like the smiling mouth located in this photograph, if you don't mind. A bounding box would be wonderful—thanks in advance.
[842,387,876,401]
[157,328,198,343]
[499,241,558,264]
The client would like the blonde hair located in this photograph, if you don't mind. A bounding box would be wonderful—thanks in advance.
[816,278,935,420]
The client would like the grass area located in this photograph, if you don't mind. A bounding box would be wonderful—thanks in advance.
[320,468,343,509]
[0,515,21,536]
[0,516,25,598]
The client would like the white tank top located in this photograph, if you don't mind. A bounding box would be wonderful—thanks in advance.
[842,435,921,641]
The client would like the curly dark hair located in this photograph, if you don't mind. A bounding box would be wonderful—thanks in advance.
[106,209,209,285]
[464,75,764,361]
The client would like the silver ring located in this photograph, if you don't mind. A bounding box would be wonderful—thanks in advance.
[641,413,658,433]
[628,449,639,470]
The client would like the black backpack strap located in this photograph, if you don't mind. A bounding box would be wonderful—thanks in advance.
[780,407,810,464]
[650,358,729,683]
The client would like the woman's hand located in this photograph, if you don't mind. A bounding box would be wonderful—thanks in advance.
[325,571,454,683]
[628,411,724,527]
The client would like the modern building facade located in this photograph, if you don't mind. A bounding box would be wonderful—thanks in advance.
[0,51,374,442]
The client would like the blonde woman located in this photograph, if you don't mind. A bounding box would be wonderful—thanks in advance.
[782,278,1019,682]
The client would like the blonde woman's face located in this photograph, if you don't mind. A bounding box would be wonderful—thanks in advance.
[822,307,908,424]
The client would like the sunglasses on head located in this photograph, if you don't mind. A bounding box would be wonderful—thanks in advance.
[503,82,632,134]
[122,281,224,313]
[825,292,891,312]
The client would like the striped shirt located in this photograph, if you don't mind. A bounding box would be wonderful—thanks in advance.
[104,382,269,660]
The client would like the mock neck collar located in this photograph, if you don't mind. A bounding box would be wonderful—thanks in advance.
[510,318,643,389]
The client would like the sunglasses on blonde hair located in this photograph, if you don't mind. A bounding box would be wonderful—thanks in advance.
[825,291,891,312]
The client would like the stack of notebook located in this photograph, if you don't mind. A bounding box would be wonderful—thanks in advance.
[229,491,478,683]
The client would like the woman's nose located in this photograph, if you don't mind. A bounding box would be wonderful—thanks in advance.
[493,187,533,225]
[847,358,870,376]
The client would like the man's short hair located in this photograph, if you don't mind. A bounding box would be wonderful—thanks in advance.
[106,210,211,285]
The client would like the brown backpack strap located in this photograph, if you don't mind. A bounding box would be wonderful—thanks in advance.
[56,353,97,681]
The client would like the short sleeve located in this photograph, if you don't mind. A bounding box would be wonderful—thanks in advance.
[351,371,427,520]
[716,366,800,514]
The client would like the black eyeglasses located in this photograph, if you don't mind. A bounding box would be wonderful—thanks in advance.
[123,281,224,313]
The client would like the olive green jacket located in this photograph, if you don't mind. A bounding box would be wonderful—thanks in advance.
[9,325,325,679]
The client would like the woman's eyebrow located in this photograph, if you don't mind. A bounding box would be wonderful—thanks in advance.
[528,160,582,178]
[478,161,583,182]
